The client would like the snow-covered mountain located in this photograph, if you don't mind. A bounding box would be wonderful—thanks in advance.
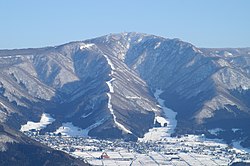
[0,32,250,146]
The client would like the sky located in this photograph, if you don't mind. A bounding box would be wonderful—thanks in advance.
[0,0,249,49]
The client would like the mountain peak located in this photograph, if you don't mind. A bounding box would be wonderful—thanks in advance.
[1,33,250,148]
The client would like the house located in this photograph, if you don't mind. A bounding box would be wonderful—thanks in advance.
[100,152,110,159]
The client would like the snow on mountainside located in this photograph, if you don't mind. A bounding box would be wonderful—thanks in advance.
[140,89,177,141]
[0,32,250,145]
[20,113,55,132]
[0,33,161,141]
[103,53,132,134]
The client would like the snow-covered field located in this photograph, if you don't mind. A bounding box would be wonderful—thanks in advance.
[79,135,248,166]
[55,122,88,137]
[29,132,250,166]
[20,113,55,132]
[76,149,231,166]
[55,118,106,137]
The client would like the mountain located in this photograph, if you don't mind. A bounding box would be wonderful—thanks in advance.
[0,124,87,166]
[0,32,250,146]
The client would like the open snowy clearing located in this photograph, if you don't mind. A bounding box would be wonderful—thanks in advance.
[20,113,55,132]
[140,89,177,141]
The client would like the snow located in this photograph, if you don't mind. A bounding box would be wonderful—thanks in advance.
[140,89,177,141]
[103,54,115,71]
[208,128,224,135]
[125,96,141,99]
[154,89,177,133]
[0,101,7,110]
[55,122,88,137]
[106,78,115,93]
[232,128,241,133]
[20,113,55,132]
[192,47,203,53]
[154,42,161,49]
[55,119,106,137]
[242,85,249,90]
[80,43,95,50]
[39,133,250,166]
[186,58,196,67]
[224,51,233,57]
[137,38,143,42]
[126,43,130,49]
[132,52,147,70]
[107,93,132,134]
[140,127,169,141]
[81,111,93,118]
[0,55,22,59]
[232,141,250,154]
[155,116,167,127]
[217,59,231,67]
[103,54,132,134]
[0,135,15,152]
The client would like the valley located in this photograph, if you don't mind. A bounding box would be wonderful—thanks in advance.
[24,131,250,166]
[1,32,250,165]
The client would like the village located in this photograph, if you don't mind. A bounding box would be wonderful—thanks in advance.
[24,131,250,166]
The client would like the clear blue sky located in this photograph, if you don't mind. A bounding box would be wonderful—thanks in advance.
[0,0,249,49]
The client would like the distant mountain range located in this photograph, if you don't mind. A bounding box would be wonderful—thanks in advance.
[1,32,250,152]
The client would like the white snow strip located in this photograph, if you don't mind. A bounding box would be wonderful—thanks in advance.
[186,58,196,67]
[81,111,93,118]
[0,102,7,110]
[0,55,22,59]
[103,54,132,134]
[103,54,115,71]
[137,38,143,42]
[140,89,177,141]
[192,47,203,53]
[20,113,55,132]
[154,89,177,134]
[107,93,132,134]
[126,43,130,49]
[80,43,95,50]
[154,42,161,49]
[125,96,141,99]
[106,78,115,93]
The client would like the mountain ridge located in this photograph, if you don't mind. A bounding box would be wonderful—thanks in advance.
[1,32,250,146]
